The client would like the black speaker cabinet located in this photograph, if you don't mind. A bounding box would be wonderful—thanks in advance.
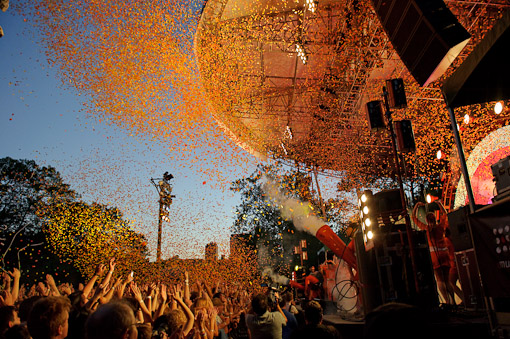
[366,100,385,131]
[394,120,416,153]
[386,78,407,109]
[371,0,470,86]
[447,206,474,251]
[492,155,510,199]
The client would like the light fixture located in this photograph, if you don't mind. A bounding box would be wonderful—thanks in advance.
[280,142,288,155]
[426,194,432,204]
[285,125,293,139]
[495,102,503,114]
[463,114,470,124]
[295,43,308,64]
[436,150,442,160]
[367,231,374,240]
[305,0,317,13]
[358,190,376,250]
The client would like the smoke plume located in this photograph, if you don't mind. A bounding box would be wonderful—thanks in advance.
[262,266,290,285]
[262,177,324,235]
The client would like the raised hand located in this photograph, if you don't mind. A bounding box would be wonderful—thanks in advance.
[160,284,168,302]
[95,264,106,276]
[0,290,14,306]
[109,257,116,271]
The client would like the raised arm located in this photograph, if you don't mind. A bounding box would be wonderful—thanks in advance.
[184,271,191,306]
[45,274,61,296]
[99,258,116,290]
[130,283,152,323]
[83,263,106,298]
[172,285,194,336]
[10,268,21,302]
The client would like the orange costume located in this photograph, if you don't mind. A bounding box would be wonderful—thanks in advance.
[412,211,450,270]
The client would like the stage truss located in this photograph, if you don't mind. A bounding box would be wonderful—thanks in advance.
[195,0,510,185]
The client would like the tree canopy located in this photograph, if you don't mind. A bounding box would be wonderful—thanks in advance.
[230,163,354,275]
[0,157,149,282]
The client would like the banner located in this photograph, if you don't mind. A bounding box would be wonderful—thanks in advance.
[469,197,510,298]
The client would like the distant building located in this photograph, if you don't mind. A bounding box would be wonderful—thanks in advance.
[205,242,218,261]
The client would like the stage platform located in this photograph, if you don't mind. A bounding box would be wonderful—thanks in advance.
[322,307,493,339]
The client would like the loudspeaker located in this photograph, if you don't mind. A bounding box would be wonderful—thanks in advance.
[371,0,470,87]
[394,120,416,153]
[386,78,407,109]
[447,206,473,251]
[455,249,484,310]
[366,100,385,130]
[492,155,510,198]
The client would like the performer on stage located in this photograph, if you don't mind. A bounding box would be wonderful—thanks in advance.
[412,201,452,304]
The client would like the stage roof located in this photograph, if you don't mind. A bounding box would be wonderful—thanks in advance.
[195,0,510,183]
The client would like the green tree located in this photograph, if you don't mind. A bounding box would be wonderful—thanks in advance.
[0,157,78,277]
[230,163,352,276]
[45,200,149,278]
[0,157,149,283]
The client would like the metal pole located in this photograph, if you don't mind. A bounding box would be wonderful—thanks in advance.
[447,106,476,213]
[157,197,163,262]
[383,87,420,294]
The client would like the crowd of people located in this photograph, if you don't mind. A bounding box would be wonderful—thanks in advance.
[0,201,458,339]
[0,256,351,339]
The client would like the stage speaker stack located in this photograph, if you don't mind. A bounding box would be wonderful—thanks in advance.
[371,0,470,87]
[394,120,416,153]
[447,206,484,310]
[356,229,438,314]
[492,155,510,202]
[386,78,407,109]
[366,100,385,131]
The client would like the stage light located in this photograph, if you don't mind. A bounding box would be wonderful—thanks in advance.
[285,125,293,139]
[358,190,376,250]
[426,194,432,204]
[367,230,374,240]
[463,114,470,124]
[295,43,308,64]
[495,102,503,114]
[305,0,317,13]
[437,150,442,160]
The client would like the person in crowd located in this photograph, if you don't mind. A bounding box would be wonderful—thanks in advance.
[85,301,138,339]
[0,306,20,335]
[245,293,287,339]
[27,296,71,339]
[412,201,452,304]
[278,299,298,339]
[291,300,339,339]
[4,324,31,339]
[281,292,298,316]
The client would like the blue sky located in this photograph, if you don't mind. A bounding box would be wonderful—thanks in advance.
[0,9,261,260]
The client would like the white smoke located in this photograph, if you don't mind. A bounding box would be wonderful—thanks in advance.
[262,177,325,235]
[262,266,290,285]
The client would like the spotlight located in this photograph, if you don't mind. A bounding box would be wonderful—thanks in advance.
[305,0,318,13]
[295,43,308,64]
[436,150,442,160]
[358,190,376,250]
[426,194,432,204]
[463,114,470,124]
[495,102,503,114]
